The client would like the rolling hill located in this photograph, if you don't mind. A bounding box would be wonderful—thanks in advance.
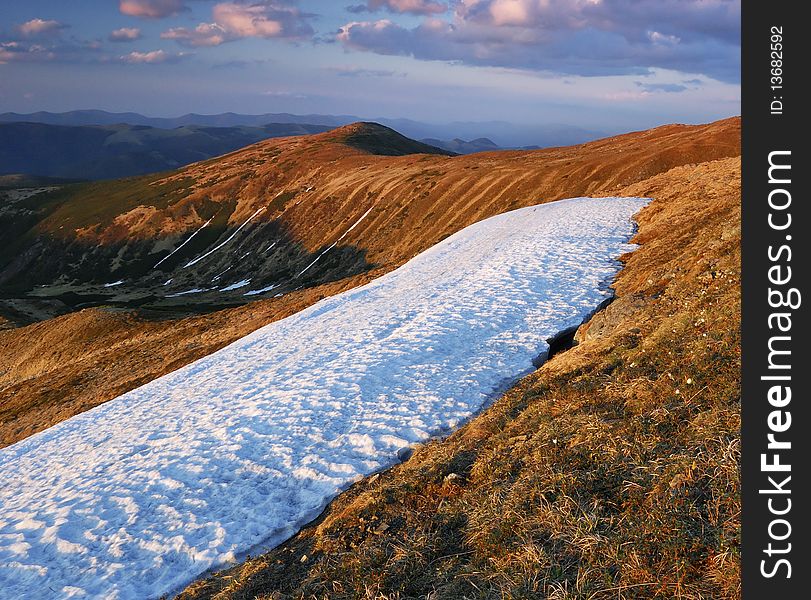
[420,137,501,154]
[0,119,737,329]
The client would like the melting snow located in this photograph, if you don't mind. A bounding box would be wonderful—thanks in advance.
[183,207,265,269]
[0,197,648,599]
[244,283,279,296]
[103,280,124,288]
[220,279,251,292]
[165,288,208,298]
[153,218,212,269]
[296,205,375,278]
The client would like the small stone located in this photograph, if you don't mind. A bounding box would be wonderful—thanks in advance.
[374,522,390,534]
[397,447,413,462]
[444,473,463,484]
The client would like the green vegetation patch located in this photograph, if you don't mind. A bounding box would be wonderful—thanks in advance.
[30,173,197,234]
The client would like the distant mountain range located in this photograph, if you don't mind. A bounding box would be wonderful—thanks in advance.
[0,110,605,149]
[0,121,331,180]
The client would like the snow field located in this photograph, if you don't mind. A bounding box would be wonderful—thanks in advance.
[0,197,648,599]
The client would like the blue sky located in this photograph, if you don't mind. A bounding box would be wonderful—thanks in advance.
[0,1,740,131]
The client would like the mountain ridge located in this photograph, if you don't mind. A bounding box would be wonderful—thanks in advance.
[0,109,607,148]
[0,121,332,180]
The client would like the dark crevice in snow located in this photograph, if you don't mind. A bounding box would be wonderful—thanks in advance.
[532,293,616,368]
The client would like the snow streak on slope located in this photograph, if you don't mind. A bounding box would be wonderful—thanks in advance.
[153,218,212,269]
[296,205,375,278]
[183,208,264,268]
[0,197,647,600]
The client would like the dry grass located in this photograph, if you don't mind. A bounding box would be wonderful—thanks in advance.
[177,157,741,600]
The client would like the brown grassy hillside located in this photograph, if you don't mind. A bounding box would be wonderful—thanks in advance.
[0,119,739,451]
[177,157,741,600]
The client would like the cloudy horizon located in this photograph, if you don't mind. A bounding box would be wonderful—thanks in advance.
[0,0,740,133]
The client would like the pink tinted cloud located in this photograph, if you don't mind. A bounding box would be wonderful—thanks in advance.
[119,49,188,63]
[338,0,741,82]
[15,19,67,37]
[161,1,313,47]
[119,0,186,19]
[109,27,143,42]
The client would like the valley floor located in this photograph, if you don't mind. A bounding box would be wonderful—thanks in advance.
[0,198,646,599]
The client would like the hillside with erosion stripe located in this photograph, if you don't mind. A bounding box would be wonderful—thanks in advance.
[0,119,737,327]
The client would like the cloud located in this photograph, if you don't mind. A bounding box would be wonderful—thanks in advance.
[635,82,688,93]
[262,90,307,99]
[109,27,143,42]
[162,23,229,46]
[119,49,189,63]
[162,1,314,47]
[337,0,741,82]
[326,65,405,77]
[0,41,57,64]
[347,0,448,15]
[15,19,68,37]
[119,0,187,19]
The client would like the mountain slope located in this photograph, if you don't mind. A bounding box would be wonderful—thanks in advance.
[0,119,739,329]
[0,121,331,180]
[0,197,646,600]
[0,110,605,148]
[0,109,356,129]
[0,119,739,448]
[421,137,500,154]
[180,156,741,600]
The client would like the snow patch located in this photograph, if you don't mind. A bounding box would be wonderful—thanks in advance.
[165,288,208,298]
[220,279,251,292]
[296,205,374,278]
[244,284,279,296]
[183,208,265,269]
[0,197,648,600]
[153,218,212,269]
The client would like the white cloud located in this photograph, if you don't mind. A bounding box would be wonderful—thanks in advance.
[15,19,67,37]
[119,49,188,63]
[109,27,143,42]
